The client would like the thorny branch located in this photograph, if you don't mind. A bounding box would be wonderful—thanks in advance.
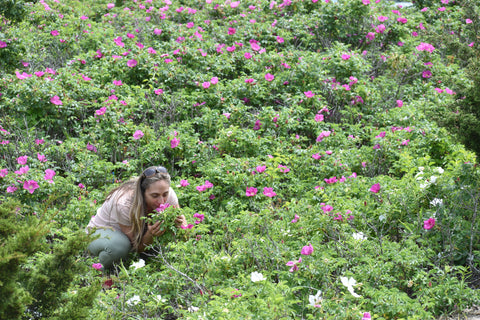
[149,245,208,295]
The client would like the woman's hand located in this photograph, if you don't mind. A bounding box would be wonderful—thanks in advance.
[174,215,188,228]
[147,221,166,237]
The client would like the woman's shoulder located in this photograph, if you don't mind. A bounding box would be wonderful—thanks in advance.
[103,183,135,210]
[114,188,135,206]
[167,186,179,206]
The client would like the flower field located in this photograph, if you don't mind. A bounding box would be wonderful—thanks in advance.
[1,0,480,318]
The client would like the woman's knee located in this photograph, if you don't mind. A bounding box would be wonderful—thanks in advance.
[87,229,132,268]
[109,239,131,259]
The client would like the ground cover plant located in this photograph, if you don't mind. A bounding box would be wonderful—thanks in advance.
[1,0,480,318]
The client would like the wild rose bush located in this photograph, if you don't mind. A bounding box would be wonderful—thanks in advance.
[1,0,480,319]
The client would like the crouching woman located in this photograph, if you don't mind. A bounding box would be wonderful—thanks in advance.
[86,166,187,269]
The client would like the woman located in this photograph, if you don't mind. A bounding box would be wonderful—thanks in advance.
[86,166,187,269]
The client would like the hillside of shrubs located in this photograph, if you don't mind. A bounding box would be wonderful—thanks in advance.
[1,0,480,319]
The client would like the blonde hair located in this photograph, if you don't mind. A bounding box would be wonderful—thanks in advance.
[106,167,171,251]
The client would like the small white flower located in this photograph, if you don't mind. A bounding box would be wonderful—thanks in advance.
[130,259,145,270]
[415,170,424,180]
[436,167,444,174]
[430,198,443,206]
[127,295,141,305]
[430,175,438,183]
[250,271,266,282]
[352,232,366,241]
[340,276,361,298]
[308,290,322,307]
[418,166,424,172]
[420,182,430,189]
[154,295,166,303]
[188,306,199,312]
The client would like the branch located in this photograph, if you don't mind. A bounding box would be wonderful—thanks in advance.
[150,245,208,295]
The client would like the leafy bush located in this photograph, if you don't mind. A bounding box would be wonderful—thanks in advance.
[0,200,100,319]
[0,0,479,318]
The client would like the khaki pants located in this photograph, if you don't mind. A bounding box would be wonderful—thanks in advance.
[87,228,132,269]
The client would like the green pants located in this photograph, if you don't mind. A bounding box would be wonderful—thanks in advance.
[87,228,132,270]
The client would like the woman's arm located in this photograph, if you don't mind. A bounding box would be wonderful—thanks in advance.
[171,203,188,228]
[119,222,165,253]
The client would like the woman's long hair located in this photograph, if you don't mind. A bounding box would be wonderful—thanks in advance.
[105,167,171,251]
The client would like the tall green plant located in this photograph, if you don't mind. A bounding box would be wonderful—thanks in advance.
[0,199,100,319]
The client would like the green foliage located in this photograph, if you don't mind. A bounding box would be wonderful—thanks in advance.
[0,200,46,319]
[0,199,100,320]
[0,0,27,22]
[440,56,480,156]
[0,0,479,318]
[20,230,97,319]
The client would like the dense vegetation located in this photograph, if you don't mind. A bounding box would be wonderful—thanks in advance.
[1,0,479,319]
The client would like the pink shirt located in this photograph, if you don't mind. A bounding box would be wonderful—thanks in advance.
[86,187,179,232]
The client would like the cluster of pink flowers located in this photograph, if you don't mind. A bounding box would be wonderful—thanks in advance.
[286,244,314,272]
[375,131,386,139]
[196,180,214,192]
[324,176,338,184]
[416,42,436,53]
[324,173,357,185]
[253,120,262,130]
[201,76,219,89]
[193,213,204,224]
[434,87,455,94]
[314,113,324,122]
[92,263,103,270]
[245,186,277,198]
[316,130,331,142]
[321,204,333,213]
[304,91,315,98]
[333,210,354,222]
[156,203,171,212]
[133,130,144,140]
[370,183,381,193]
[127,59,138,67]
[15,166,29,175]
[17,155,28,165]
[44,169,56,183]
[23,180,39,194]
[171,137,179,148]
[86,143,97,152]
[2,152,60,194]
[301,244,314,255]
[230,288,242,298]
[256,165,266,173]
[50,95,63,105]
[263,187,277,197]
[265,73,275,82]
[245,187,257,197]
[286,257,302,272]
[423,218,435,230]
[96,107,107,116]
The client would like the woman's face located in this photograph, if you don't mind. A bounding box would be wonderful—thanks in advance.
[144,180,170,213]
